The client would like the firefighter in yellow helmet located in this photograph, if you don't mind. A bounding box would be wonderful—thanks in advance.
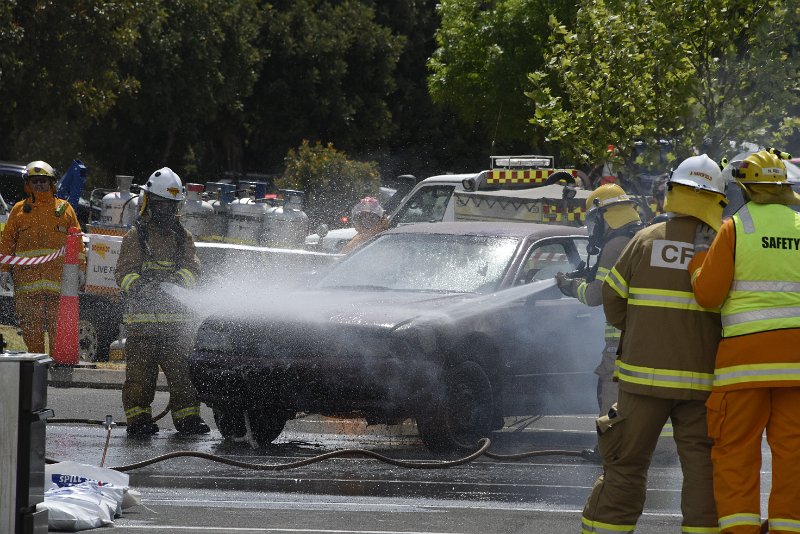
[689,150,800,533]
[115,167,209,436]
[555,184,643,424]
[582,154,726,533]
[0,161,84,354]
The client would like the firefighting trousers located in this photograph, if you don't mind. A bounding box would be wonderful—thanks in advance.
[122,333,201,425]
[594,346,618,416]
[15,292,59,354]
[707,387,800,534]
[581,389,717,533]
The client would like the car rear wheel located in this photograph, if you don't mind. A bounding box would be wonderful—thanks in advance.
[416,361,494,452]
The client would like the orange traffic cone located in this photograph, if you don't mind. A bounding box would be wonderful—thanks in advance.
[52,227,82,365]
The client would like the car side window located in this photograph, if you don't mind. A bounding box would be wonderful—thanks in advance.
[392,185,455,225]
[573,237,590,266]
[517,241,575,284]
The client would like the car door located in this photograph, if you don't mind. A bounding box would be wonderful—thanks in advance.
[500,236,605,415]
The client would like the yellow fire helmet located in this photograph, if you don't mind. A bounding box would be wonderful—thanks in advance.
[24,160,56,178]
[663,154,728,231]
[23,160,57,198]
[585,183,641,230]
[726,150,800,205]
[731,150,787,184]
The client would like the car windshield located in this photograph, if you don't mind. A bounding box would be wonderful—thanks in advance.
[317,232,520,293]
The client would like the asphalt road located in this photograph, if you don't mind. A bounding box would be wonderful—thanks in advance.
[43,387,773,533]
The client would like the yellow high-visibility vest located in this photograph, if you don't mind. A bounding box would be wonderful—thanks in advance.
[721,203,800,338]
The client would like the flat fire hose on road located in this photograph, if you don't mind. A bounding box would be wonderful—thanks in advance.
[47,408,589,472]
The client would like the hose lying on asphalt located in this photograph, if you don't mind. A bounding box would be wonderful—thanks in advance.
[50,438,492,472]
[47,402,594,471]
[45,436,592,472]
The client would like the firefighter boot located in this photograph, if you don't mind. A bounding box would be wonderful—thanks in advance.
[127,417,159,436]
[175,415,211,435]
[582,445,602,463]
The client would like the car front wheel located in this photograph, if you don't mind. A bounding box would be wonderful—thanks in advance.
[213,406,290,446]
[248,409,291,445]
[416,360,494,452]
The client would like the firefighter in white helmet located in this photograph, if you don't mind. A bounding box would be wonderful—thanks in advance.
[0,161,84,354]
[581,154,726,532]
[555,183,643,459]
[115,167,209,436]
[340,196,389,254]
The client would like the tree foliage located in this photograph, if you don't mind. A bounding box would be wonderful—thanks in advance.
[428,0,578,145]
[0,0,146,165]
[528,0,800,176]
[244,0,403,170]
[87,0,264,180]
[277,140,380,226]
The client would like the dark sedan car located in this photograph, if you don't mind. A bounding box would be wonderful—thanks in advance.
[189,222,605,451]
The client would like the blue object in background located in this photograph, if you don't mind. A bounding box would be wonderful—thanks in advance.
[56,159,88,214]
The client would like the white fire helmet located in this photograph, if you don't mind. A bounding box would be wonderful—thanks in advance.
[142,167,186,201]
[664,154,728,230]
[668,154,727,197]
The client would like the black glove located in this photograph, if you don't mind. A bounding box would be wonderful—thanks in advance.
[555,272,575,297]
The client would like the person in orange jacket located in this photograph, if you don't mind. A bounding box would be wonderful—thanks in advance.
[689,149,800,534]
[339,196,389,254]
[0,160,84,354]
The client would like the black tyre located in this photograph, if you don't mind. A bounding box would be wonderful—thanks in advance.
[248,409,291,445]
[545,170,576,186]
[213,406,290,445]
[416,361,494,452]
[78,318,116,362]
[212,406,246,438]
[78,296,121,362]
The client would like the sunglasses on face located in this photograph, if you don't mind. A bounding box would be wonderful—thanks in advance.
[28,177,50,185]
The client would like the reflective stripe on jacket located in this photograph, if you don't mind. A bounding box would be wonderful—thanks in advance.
[721,203,800,337]
[115,221,200,332]
[573,234,632,345]
[0,193,83,294]
[689,209,800,392]
[602,217,721,400]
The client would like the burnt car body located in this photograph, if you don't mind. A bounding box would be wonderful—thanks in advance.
[189,222,605,450]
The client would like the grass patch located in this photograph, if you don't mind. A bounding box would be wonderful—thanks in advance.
[95,362,126,370]
[0,324,26,351]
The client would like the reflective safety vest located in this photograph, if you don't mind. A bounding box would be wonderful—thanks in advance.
[712,203,800,389]
[721,203,800,338]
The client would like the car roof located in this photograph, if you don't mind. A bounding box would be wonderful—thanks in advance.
[384,221,587,239]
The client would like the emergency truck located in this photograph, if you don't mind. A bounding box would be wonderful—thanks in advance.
[305,155,590,252]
